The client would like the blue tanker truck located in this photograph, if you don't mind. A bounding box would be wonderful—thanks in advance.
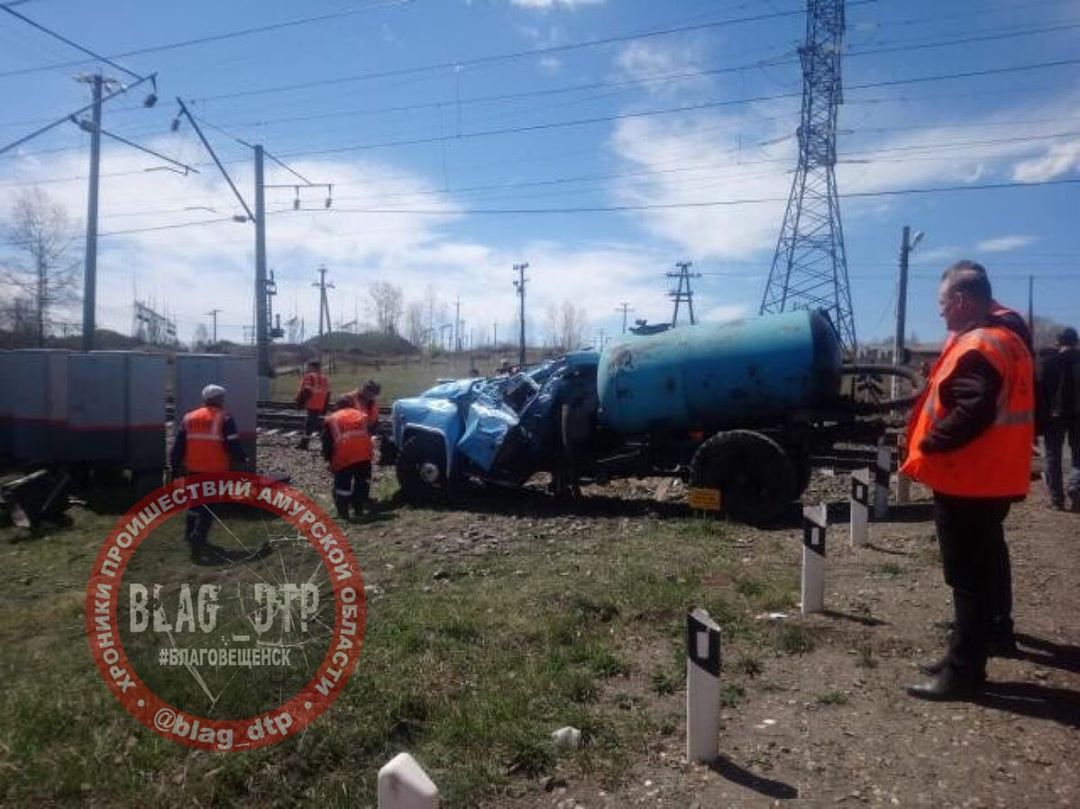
[390,309,913,522]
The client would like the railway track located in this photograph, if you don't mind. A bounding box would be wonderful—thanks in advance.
[164,401,392,433]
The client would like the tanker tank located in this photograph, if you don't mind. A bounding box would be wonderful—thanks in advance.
[597,309,842,435]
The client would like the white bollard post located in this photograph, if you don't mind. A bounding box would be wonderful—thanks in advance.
[378,752,439,809]
[873,439,891,520]
[895,433,911,504]
[801,503,827,615]
[849,468,870,548]
[685,607,722,764]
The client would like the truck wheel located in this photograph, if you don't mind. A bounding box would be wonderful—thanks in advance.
[396,433,448,502]
[690,430,796,524]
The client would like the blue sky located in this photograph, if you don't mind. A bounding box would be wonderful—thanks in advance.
[1,0,1078,347]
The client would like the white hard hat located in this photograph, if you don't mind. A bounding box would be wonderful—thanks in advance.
[202,384,226,402]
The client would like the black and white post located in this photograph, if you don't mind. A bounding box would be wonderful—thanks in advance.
[874,438,891,520]
[685,607,721,764]
[850,469,870,548]
[377,752,439,809]
[801,503,827,614]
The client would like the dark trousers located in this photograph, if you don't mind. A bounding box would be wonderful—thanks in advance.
[1043,418,1080,506]
[933,494,1013,675]
[299,411,324,448]
[185,505,213,553]
[333,462,372,518]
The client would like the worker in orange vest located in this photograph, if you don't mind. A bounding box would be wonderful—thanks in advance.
[169,384,249,564]
[296,359,330,450]
[901,260,1034,700]
[346,379,381,426]
[322,394,375,520]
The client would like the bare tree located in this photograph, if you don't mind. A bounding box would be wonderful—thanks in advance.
[191,323,209,351]
[556,300,587,350]
[2,188,80,346]
[369,280,404,335]
[404,299,425,348]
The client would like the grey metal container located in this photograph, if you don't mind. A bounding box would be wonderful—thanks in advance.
[10,349,69,463]
[0,350,11,458]
[67,351,166,471]
[174,354,257,467]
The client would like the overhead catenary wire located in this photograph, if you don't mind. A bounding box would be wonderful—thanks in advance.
[88,177,1080,237]
[189,2,883,104]
[0,0,417,80]
[0,3,144,82]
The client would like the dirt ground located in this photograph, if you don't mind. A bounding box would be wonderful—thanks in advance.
[257,432,1079,809]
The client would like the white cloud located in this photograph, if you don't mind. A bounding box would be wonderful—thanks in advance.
[613,40,710,97]
[538,55,562,73]
[511,0,604,9]
[1011,139,1080,182]
[976,235,1036,253]
[0,138,676,346]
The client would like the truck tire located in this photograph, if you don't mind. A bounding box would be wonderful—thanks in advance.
[396,433,448,503]
[690,430,796,524]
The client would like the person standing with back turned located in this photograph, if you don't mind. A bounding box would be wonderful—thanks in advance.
[1038,327,1080,510]
[901,260,1034,700]
[169,384,249,564]
[296,360,330,450]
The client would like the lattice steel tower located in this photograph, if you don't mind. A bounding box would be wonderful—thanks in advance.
[759,0,856,352]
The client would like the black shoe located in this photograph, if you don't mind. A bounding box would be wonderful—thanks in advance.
[988,634,1019,658]
[906,667,985,702]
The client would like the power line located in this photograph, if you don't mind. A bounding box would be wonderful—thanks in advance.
[86,177,1079,238]
[0,0,416,80]
[325,177,1080,215]
[190,4,876,104]
[0,4,143,82]
[4,56,1080,188]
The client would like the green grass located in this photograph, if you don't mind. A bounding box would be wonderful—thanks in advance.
[816,691,849,706]
[0,499,798,808]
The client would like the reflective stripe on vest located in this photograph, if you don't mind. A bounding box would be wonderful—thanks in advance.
[182,406,231,473]
[326,408,373,471]
[901,325,1033,497]
[302,372,330,412]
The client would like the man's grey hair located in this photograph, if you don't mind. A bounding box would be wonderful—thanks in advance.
[941,259,993,302]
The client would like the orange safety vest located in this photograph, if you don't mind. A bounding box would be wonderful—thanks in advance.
[182,405,231,473]
[901,324,1034,497]
[300,372,330,413]
[325,407,373,471]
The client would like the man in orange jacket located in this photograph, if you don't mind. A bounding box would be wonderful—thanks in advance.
[170,384,249,564]
[901,261,1034,700]
[322,394,375,520]
[296,360,330,450]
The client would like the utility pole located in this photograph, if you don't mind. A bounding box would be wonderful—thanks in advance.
[454,297,461,352]
[313,265,334,342]
[80,73,103,351]
[892,225,923,398]
[513,262,529,367]
[759,0,856,353]
[207,308,221,344]
[616,301,634,333]
[253,145,270,396]
[493,321,497,348]
[668,261,700,326]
